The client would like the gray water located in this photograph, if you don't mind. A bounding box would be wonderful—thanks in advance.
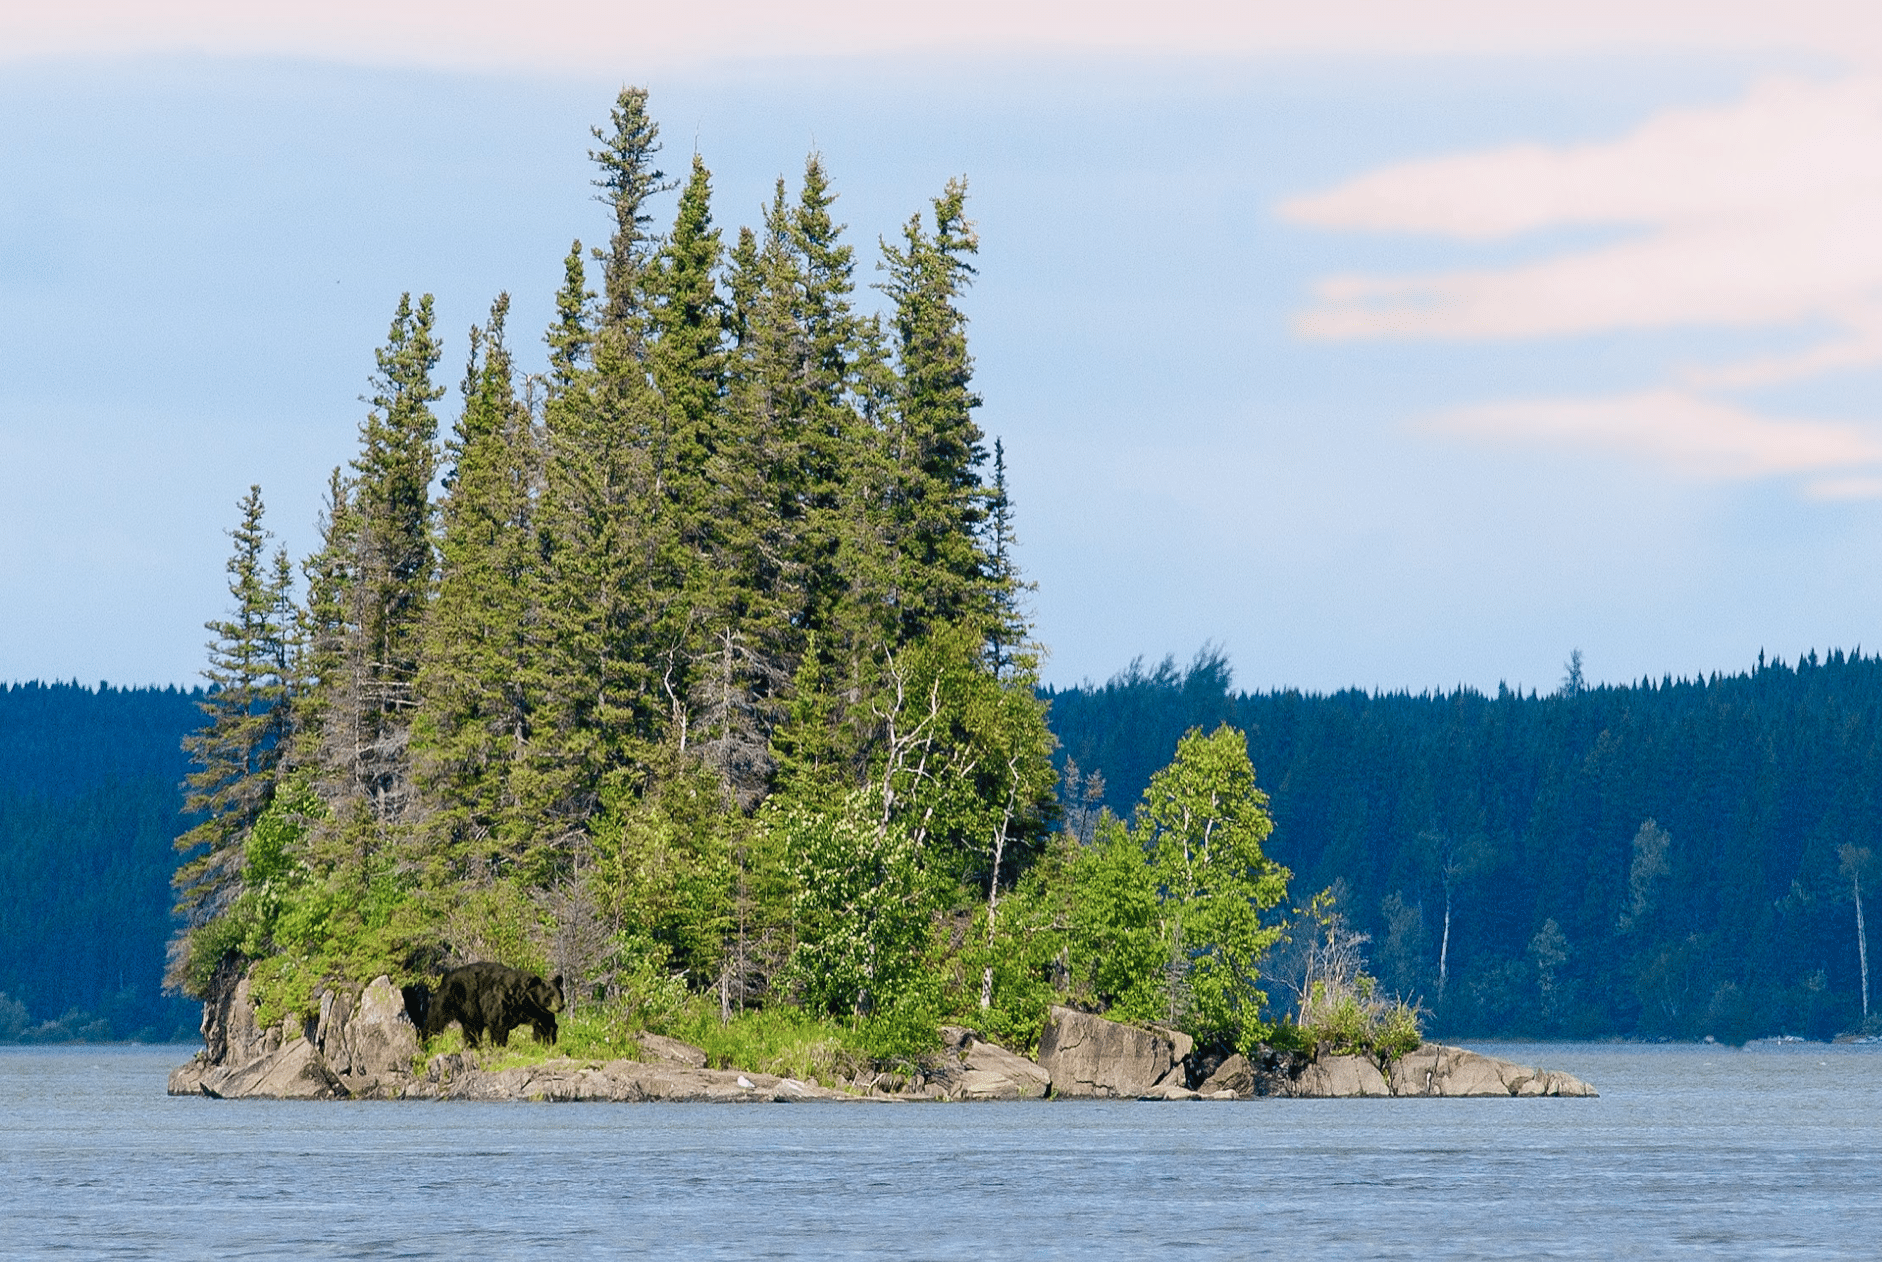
[3,1042,1880,1259]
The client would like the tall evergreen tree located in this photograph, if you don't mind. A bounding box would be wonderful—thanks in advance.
[647,157,790,800]
[414,294,541,883]
[170,487,294,986]
[590,85,671,342]
[982,438,1031,676]
[877,177,990,643]
[307,293,443,862]
[530,93,676,865]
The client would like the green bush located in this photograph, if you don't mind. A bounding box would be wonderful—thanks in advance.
[1284,976,1425,1062]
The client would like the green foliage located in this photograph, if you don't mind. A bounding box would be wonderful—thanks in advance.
[590,767,737,987]
[1038,727,1289,1052]
[772,790,938,1021]
[1286,978,1424,1062]
[661,1001,868,1080]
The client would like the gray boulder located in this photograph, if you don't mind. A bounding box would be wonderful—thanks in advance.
[937,1025,980,1055]
[1389,1044,1597,1097]
[315,988,354,1070]
[167,1057,209,1096]
[1197,1053,1255,1097]
[1290,1053,1392,1097]
[1036,1006,1182,1098]
[958,1039,1051,1100]
[339,976,422,1078]
[199,1036,345,1100]
[214,975,265,1067]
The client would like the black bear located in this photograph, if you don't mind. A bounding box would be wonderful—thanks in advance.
[422,963,564,1049]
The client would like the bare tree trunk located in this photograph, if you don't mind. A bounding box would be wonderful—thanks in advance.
[1438,887,1452,1002]
[1858,874,1870,1021]
[979,762,1018,1011]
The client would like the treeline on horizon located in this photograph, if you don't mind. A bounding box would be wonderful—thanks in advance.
[8,648,1882,1046]
[1050,647,1882,1043]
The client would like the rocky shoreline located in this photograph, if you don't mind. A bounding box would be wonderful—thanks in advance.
[168,979,1597,1103]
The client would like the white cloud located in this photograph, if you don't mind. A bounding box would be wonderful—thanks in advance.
[1288,76,1882,488]
[1429,390,1882,482]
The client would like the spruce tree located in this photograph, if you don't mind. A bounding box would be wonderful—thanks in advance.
[546,240,593,391]
[414,294,540,884]
[642,154,793,805]
[292,466,356,777]
[982,438,1031,676]
[351,292,444,700]
[305,293,443,868]
[877,178,991,643]
[532,95,674,863]
[644,154,729,757]
[171,486,294,987]
[590,86,671,342]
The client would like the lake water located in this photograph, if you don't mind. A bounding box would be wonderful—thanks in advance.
[4,1041,1881,1258]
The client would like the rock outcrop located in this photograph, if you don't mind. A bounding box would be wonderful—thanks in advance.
[341,976,423,1075]
[1035,1006,1188,1098]
[956,1037,1052,1100]
[1215,1043,1595,1099]
[413,1057,853,1103]
[169,977,1594,1103]
[1386,1043,1597,1098]
[1197,1053,1255,1097]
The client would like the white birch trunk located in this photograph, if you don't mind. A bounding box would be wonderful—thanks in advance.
[1858,875,1870,1021]
[1438,888,1452,1002]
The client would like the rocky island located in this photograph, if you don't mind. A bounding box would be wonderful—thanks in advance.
[168,979,1597,1104]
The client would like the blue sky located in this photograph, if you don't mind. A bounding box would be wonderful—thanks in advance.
[5,10,1881,695]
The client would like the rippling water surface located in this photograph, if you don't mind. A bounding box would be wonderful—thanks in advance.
[4,1041,1882,1258]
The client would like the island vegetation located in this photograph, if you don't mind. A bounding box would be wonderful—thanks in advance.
[164,87,1402,1074]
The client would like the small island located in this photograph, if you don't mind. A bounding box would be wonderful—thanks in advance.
[163,86,1596,1103]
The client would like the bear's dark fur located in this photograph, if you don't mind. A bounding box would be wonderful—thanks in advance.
[400,983,431,1035]
[422,963,564,1049]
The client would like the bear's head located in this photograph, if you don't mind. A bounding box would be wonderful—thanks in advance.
[529,974,566,1013]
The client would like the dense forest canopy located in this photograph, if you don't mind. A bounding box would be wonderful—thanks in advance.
[1051,647,1882,1042]
[0,682,201,1041]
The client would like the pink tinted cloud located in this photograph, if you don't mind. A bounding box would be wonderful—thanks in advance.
[7,1,1882,71]
[1285,78,1882,341]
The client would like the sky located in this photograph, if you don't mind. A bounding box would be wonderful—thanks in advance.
[5,2,1882,696]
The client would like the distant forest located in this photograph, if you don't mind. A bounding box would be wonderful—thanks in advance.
[1051,648,1882,1043]
[5,644,1880,1044]
[0,682,201,1041]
